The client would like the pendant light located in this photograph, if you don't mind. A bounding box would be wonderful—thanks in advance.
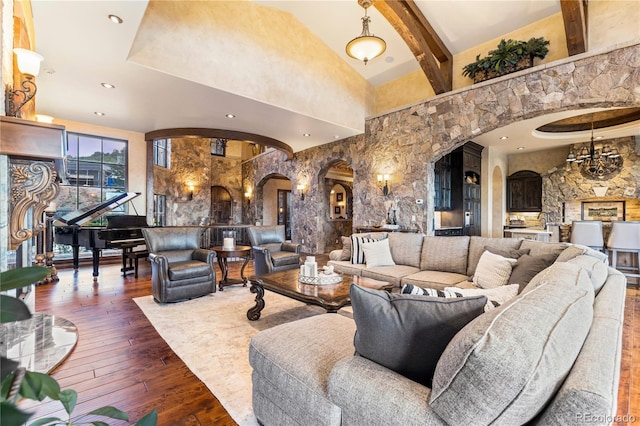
[345,0,386,65]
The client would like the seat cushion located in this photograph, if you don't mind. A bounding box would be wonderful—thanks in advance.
[430,262,595,425]
[361,265,420,287]
[168,260,211,280]
[270,250,300,267]
[327,260,367,276]
[388,233,424,268]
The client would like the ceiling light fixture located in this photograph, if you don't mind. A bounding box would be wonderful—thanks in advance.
[101,82,115,89]
[5,48,44,118]
[108,14,123,24]
[345,0,386,65]
[303,133,311,137]
[94,111,106,116]
[566,117,623,180]
[516,147,525,150]
[500,136,509,140]
[225,113,236,118]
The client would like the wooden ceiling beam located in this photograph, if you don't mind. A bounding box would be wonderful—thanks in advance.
[560,0,588,56]
[375,0,452,94]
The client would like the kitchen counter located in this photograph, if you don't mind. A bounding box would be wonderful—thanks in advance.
[504,228,552,242]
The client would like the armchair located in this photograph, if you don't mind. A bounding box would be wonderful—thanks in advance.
[142,227,216,303]
[247,225,301,275]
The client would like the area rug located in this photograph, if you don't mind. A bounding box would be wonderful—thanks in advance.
[134,287,352,425]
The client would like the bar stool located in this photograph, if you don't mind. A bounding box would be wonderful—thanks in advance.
[570,220,604,251]
[607,221,640,286]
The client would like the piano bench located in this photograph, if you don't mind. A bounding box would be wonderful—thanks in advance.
[124,250,149,278]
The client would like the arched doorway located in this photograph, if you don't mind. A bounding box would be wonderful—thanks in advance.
[259,174,293,240]
[319,160,354,253]
[211,186,233,224]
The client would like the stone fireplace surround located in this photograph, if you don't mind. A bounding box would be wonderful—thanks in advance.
[243,42,640,254]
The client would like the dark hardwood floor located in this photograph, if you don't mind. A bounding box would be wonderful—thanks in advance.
[21,256,640,425]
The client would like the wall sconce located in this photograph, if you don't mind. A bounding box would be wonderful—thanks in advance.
[187,183,195,200]
[297,184,306,200]
[244,191,252,207]
[5,48,44,118]
[377,174,390,196]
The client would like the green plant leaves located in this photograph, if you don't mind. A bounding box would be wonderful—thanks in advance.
[135,408,158,426]
[21,371,61,402]
[85,406,129,421]
[0,294,32,323]
[0,401,34,426]
[58,389,78,415]
[0,266,50,292]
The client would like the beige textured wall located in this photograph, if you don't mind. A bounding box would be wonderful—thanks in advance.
[374,69,435,115]
[52,119,147,215]
[507,146,569,176]
[129,0,372,133]
[589,0,640,50]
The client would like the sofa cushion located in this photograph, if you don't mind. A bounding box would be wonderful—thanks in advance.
[361,265,419,287]
[401,270,470,290]
[566,254,609,293]
[351,235,380,264]
[340,236,351,260]
[362,238,395,267]
[388,233,423,268]
[168,260,211,280]
[508,253,559,292]
[519,239,569,257]
[402,284,519,312]
[249,314,355,426]
[270,250,300,267]
[350,284,486,387]
[556,244,609,263]
[467,236,523,276]
[421,236,470,274]
[327,260,367,277]
[430,262,595,425]
[472,251,517,289]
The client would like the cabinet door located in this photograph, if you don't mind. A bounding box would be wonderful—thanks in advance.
[507,171,542,212]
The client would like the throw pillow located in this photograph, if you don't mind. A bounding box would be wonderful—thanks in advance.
[350,284,487,388]
[340,236,352,261]
[472,251,517,289]
[402,283,519,312]
[484,245,530,259]
[350,235,377,264]
[508,253,559,292]
[361,238,396,268]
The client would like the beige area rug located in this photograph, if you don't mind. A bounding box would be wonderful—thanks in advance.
[134,286,352,426]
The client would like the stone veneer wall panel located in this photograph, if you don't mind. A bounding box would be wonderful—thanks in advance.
[210,155,243,224]
[243,43,640,254]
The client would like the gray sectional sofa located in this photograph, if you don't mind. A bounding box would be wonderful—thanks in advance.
[249,234,627,425]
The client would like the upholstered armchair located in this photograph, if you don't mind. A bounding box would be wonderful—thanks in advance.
[142,227,216,303]
[247,225,301,275]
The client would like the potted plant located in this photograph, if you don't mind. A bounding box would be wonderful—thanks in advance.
[0,267,157,426]
[462,37,550,83]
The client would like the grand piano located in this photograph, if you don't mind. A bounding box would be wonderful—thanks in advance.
[53,192,149,278]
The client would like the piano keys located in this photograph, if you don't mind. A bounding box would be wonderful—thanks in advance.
[53,192,149,278]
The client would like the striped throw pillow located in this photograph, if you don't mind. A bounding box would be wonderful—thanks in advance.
[350,235,377,264]
[402,284,464,299]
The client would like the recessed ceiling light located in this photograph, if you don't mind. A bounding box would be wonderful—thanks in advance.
[108,14,123,24]
[94,112,106,116]
[516,146,525,150]
[303,133,311,137]
[225,113,236,118]
[101,82,115,89]
[385,56,395,63]
[334,135,340,139]
[499,136,509,140]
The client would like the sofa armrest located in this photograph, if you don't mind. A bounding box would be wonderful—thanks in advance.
[328,356,444,425]
[192,248,216,264]
[282,242,301,253]
[252,246,275,275]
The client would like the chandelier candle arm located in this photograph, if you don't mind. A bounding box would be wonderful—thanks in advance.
[565,119,624,179]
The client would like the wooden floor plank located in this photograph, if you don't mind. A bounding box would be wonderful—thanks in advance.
[23,257,639,425]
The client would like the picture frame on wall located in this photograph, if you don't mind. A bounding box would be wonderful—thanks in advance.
[211,138,227,157]
[581,201,626,222]
[336,193,343,202]
[334,206,341,214]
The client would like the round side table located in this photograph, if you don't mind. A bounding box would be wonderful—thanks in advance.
[211,245,252,291]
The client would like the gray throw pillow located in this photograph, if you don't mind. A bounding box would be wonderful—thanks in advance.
[350,284,487,387]
[508,253,559,292]
[485,245,530,259]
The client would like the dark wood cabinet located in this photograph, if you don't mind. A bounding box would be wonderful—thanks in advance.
[507,170,542,212]
[437,141,483,236]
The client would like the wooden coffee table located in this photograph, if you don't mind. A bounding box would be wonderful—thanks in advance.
[247,268,393,320]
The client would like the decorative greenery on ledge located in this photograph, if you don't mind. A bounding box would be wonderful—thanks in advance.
[462,37,550,83]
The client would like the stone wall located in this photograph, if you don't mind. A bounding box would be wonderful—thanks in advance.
[210,154,243,223]
[243,42,640,253]
[543,136,640,223]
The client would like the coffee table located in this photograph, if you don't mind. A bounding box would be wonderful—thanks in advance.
[211,245,252,291]
[247,268,393,320]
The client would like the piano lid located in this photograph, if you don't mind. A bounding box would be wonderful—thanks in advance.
[53,192,141,227]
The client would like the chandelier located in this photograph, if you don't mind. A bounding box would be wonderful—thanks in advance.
[345,0,386,65]
[565,120,623,180]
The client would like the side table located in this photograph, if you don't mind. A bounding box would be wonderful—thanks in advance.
[212,245,252,291]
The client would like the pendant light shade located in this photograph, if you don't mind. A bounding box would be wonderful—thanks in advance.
[346,1,386,65]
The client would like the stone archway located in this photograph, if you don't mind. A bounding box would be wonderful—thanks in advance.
[317,160,354,253]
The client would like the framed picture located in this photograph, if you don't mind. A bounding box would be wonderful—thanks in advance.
[336,193,343,202]
[211,138,227,157]
[334,206,341,214]
[581,201,625,222]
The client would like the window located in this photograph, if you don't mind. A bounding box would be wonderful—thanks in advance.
[211,138,227,157]
[153,138,169,168]
[153,194,167,226]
